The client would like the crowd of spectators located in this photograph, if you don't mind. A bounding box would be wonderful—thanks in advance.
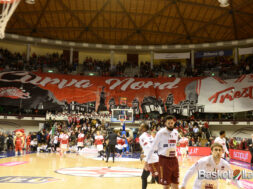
[148,117,211,147]
[1,47,252,79]
[193,55,253,78]
[0,112,136,154]
[0,112,252,156]
[0,48,78,74]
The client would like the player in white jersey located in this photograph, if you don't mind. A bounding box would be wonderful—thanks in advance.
[181,143,243,189]
[53,134,59,152]
[178,135,189,161]
[147,115,179,189]
[139,123,159,189]
[77,131,85,152]
[214,130,229,159]
[94,131,104,158]
[59,130,69,157]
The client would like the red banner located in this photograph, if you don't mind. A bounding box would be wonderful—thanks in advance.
[176,147,211,156]
[229,149,252,163]
[1,71,253,113]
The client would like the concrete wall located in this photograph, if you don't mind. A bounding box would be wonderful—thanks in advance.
[209,124,253,139]
[0,120,45,135]
[0,41,27,54]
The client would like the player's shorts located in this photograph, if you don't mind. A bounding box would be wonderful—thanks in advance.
[148,162,160,177]
[77,142,84,147]
[97,144,103,151]
[180,147,187,155]
[61,144,68,150]
[15,145,22,151]
[158,155,179,185]
[117,149,123,154]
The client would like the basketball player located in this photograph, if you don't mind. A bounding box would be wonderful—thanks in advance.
[94,131,104,158]
[53,134,59,152]
[214,131,229,160]
[179,135,189,161]
[139,123,159,189]
[59,130,69,157]
[181,143,243,189]
[147,115,179,189]
[77,130,85,152]
[116,131,125,158]
[26,132,31,152]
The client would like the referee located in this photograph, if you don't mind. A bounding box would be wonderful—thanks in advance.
[105,128,117,163]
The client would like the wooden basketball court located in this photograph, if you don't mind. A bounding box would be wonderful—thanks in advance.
[0,153,252,189]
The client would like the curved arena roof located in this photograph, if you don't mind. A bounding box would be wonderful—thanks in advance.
[5,0,253,46]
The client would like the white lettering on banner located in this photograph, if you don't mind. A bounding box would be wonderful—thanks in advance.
[75,80,93,88]
[188,148,199,155]
[40,77,60,86]
[233,151,248,161]
[130,81,145,90]
[0,71,29,82]
[58,79,68,89]
[29,76,43,85]
[208,86,253,103]
[105,78,181,91]
[0,71,93,89]
[66,79,78,87]
[20,74,33,83]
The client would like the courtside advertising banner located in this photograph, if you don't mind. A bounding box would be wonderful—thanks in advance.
[176,147,211,156]
[229,149,252,163]
[0,71,253,114]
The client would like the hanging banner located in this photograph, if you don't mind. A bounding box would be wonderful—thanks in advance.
[195,50,233,58]
[238,47,253,55]
[154,52,190,60]
[0,71,253,114]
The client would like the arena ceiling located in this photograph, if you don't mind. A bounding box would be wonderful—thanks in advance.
[5,0,253,45]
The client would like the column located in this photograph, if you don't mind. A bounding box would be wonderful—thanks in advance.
[26,44,31,62]
[234,47,238,65]
[150,51,154,69]
[191,49,195,70]
[110,50,114,70]
[70,47,73,65]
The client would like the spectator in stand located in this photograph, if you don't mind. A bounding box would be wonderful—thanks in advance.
[247,134,253,169]
[6,133,14,151]
[233,138,238,149]
[30,138,38,152]
[239,138,248,150]
[192,126,200,144]
[229,137,235,149]
[0,131,5,153]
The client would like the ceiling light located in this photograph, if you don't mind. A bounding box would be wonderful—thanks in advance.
[25,0,35,5]
[218,0,229,7]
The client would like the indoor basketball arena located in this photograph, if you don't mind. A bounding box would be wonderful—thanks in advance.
[0,0,253,189]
